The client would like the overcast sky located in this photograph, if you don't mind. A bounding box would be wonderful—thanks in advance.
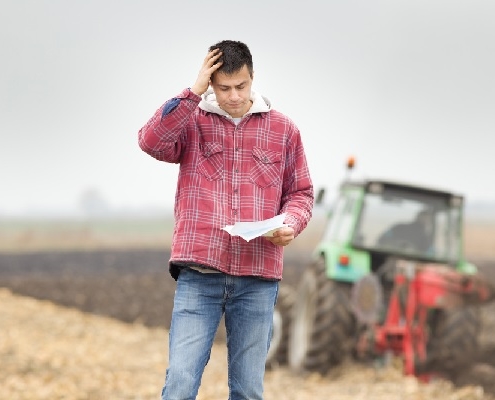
[1,0,494,217]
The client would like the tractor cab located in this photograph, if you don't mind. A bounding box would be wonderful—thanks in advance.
[314,162,476,283]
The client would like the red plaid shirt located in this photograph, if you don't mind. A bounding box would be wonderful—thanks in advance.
[138,88,313,280]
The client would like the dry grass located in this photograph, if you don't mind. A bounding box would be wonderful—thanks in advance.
[464,222,495,260]
[0,217,174,253]
[1,288,489,400]
[0,216,493,261]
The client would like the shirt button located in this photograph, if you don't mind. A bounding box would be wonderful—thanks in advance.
[235,168,239,173]
[234,189,238,193]
[235,147,240,151]
[233,210,237,215]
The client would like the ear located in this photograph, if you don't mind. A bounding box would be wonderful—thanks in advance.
[209,71,216,85]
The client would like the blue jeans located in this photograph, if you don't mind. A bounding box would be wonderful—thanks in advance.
[161,268,278,400]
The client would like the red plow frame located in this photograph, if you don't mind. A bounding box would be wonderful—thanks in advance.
[359,261,493,379]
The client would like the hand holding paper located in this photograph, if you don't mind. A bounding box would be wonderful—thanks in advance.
[222,213,289,242]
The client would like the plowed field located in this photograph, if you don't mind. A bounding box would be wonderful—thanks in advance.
[1,248,495,399]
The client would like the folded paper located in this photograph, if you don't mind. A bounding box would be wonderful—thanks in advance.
[222,213,288,242]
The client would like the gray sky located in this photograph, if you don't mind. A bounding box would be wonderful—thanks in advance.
[1,0,494,216]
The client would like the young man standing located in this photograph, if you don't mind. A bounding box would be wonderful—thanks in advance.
[138,40,313,400]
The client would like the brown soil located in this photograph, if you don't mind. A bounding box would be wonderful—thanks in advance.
[1,249,495,399]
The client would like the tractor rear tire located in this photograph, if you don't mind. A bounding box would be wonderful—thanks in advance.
[266,284,295,369]
[419,306,481,377]
[288,257,355,374]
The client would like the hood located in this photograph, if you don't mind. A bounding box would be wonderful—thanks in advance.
[198,89,271,118]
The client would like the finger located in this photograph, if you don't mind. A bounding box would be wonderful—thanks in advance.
[207,52,223,69]
[204,48,219,62]
[274,227,294,236]
[206,49,221,62]
[275,237,290,245]
[275,231,294,241]
[265,236,279,245]
[209,63,223,76]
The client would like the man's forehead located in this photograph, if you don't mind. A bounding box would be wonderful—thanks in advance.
[213,66,252,86]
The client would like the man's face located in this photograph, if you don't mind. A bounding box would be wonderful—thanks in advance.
[210,65,253,118]
[418,212,434,234]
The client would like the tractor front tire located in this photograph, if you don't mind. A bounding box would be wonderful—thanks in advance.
[288,257,355,374]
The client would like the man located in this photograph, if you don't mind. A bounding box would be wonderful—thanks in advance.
[138,40,313,400]
[378,208,435,254]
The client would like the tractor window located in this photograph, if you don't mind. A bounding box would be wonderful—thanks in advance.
[323,191,360,244]
[353,188,462,262]
[434,207,461,261]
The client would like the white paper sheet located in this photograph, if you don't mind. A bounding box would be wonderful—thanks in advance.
[222,213,288,242]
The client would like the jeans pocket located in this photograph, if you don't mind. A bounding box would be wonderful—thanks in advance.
[250,146,282,188]
[197,141,224,181]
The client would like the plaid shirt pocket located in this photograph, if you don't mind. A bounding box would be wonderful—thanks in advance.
[197,142,224,181]
[250,146,282,188]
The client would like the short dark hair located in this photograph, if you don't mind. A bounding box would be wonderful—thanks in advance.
[209,40,253,78]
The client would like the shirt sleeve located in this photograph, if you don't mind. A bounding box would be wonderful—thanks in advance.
[138,88,201,163]
[280,126,314,237]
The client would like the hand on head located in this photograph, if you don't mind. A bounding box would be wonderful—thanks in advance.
[191,49,223,96]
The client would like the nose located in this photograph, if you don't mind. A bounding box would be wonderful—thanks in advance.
[229,89,241,101]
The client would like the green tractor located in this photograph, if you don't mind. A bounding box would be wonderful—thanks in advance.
[269,160,488,378]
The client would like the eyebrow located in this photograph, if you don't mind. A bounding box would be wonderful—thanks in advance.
[218,81,248,89]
